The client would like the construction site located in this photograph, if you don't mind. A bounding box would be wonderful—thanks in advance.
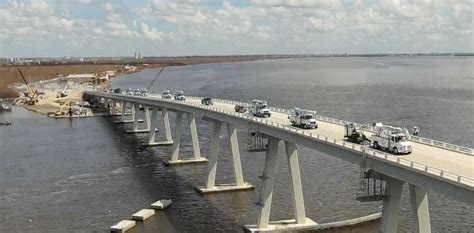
[11,68,114,118]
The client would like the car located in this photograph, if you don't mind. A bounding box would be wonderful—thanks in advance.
[201,97,213,105]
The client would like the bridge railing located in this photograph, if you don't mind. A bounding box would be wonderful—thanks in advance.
[197,96,473,156]
[97,93,473,188]
[176,99,474,188]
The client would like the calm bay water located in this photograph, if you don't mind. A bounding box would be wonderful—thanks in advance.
[1,57,473,232]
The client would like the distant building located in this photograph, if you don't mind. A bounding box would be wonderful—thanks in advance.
[134,51,143,59]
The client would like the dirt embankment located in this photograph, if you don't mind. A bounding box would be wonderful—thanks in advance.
[0,64,123,98]
[0,55,276,98]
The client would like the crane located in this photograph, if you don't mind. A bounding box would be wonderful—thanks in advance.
[146,67,164,93]
[17,68,39,105]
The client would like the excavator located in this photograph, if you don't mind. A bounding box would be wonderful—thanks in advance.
[17,68,39,105]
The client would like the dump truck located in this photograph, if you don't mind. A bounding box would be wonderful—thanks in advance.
[288,108,318,129]
[371,123,412,154]
[249,99,271,118]
[174,91,186,101]
[201,97,213,105]
[344,123,369,144]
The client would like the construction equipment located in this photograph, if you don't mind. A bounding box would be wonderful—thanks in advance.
[288,108,318,129]
[174,91,186,101]
[0,102,12,112]
[58,84,69,98]
[161,90,172,99]
[201,97,213,105]
[234,104,246,113]
[344,123,369,144]
[146,68,164,93]
[17,68,39,105]
[371,123,412,154]
[249,99,271,118]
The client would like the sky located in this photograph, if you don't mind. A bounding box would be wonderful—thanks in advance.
[0,0,472,57]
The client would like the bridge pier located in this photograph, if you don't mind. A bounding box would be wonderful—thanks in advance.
[114,102,143,124]
[380,176,404,233]
[409,184,431,233]
[196,122,253,194]
[126,106,158,134]
[165,112,207,165]
[145,107,174,146]
[245,138,316,232]
[108,100,121,116]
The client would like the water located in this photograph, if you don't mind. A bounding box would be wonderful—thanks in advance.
[1,57,473,232]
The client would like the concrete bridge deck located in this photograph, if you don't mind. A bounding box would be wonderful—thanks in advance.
[187,98,473,179]
[85,91,474,232]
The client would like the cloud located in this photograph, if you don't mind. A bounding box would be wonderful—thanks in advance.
[140,22,164,41]
[0,0,471,57]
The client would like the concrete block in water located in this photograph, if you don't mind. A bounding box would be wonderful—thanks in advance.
[151,199,172,210]
[132,209,155,221]
[110,220,135,232]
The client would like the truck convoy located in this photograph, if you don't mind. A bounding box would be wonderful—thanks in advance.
[174,91,186,101]
[288,108,318,129]
[249,99,271,118]
[344,123,369,144]
[371,123,412,154]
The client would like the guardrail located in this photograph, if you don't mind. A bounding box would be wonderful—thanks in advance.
[191,96,473,156]
[180,99,474,188]
[94,93,474,188]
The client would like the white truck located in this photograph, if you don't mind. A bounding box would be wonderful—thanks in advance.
[371,123,412,154]
[249,99,271,118]
[174,91,186,101]
[161,90,172,99]
[288,108,318,129]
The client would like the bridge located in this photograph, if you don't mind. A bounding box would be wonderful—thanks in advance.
[85,91,473,232]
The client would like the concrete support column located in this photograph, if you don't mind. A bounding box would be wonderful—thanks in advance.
[121,102,127,120]
[147,108,158,145]
[162,108,172,142]
[110,100,116,115]
[205,121,222,189]
[246,139,316,232]
[409,184,431,233]
[257,137,280,229]
[227,123,244,186]
[195,121,253,194]
[144,107,151,131]
[102,98,107,110]
[132,104,139,132]
[145,108,173,146]
[284,141,306,224]
[165,112,207,165]
[188,112,202,160]
[170,112,184,163]
[381,176,405,233]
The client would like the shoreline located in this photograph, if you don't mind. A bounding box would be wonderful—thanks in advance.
[0,55,279,99]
